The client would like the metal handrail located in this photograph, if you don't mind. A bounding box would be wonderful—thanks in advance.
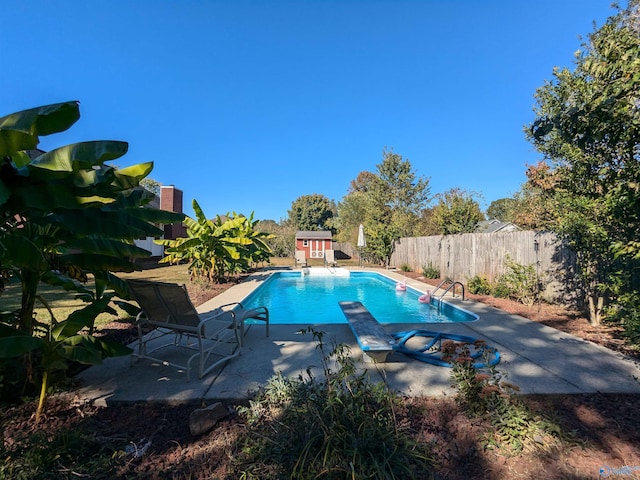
[431,279,453,298]
[439,281,465,301]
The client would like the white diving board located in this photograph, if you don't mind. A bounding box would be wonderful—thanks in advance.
[338,301,396,363]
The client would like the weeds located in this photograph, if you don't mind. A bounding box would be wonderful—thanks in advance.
[445,340,565,454]
[466,274,492,295]
[0,427,123,479]
[421,263,440,279]
[234,328,435,479]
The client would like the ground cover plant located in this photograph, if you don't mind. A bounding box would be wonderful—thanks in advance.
[2,261,640,479]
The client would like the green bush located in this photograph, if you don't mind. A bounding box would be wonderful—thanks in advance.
[607,291,640,346]
[234,328,435,479]
[422,263,440,279]
[494,257,541,307]
[400,263,413,272]
[467,275,492,295]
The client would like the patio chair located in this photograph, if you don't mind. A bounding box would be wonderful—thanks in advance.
[127,279,241,381]
[213,302,269,346]
[295,250,307,267]
[324,249,337,267]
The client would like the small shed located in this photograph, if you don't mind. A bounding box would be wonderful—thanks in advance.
[295,231,333,259]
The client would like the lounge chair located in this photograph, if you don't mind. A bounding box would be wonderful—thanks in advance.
[295,250,307,267]
[325,249,337,267]
[213,302,269,346]
[127,279,241,380]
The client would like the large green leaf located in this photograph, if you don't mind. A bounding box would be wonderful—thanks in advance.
[112,162,154,190]
[115,187,155,207]
[62,335,132,363]
[9,151,33,168]
[124,206,185,225]
[72,166,117,188]
[41,270,93,295]
[113,299,142,316]
[59,335,104,364]
[63,237,152,259]
[60,252,141,272]
[28,141,128,172]
[0,324,44,357]
[52,295,113,341]
[0,101,80,156]
[0,234,48,270]
[11,180,112,210]
[93,270,131,298]
[48,209,164,239]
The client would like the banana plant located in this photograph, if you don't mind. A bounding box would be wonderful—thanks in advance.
[0,292,131,421]
[0,101,184,418]
[158,199,273,282]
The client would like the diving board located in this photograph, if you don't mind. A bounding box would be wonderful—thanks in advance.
[338,301,396,362]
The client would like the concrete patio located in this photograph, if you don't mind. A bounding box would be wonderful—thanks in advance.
[72,268,640,406]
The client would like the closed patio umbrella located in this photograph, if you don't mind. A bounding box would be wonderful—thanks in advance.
[357,224,366,248]
[357,224,366,266]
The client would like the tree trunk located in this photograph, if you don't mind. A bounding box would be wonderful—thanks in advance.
[588,295,604,326]
[19,271,40,334]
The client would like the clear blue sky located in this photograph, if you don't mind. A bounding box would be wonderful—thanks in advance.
[2,1,618,222]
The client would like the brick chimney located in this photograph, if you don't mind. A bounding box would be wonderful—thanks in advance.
[160,185,187,239]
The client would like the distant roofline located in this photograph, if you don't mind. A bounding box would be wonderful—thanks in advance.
[295,230,333,239]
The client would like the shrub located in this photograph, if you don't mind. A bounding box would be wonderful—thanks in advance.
[494,256,542,307]
[607,291,640,346]
[445,340,564,454]
[234,328,435,478]
[467,274,492,295]
[400,263,413,272]
[422,263,440,279]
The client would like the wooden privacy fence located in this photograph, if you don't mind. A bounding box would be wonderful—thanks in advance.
[389,231,575,286]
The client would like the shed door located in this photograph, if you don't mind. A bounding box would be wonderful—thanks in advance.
[310,240,325,258]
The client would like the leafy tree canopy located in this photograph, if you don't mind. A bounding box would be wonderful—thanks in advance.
[486,198,517,223]
[336,149,431,265]
[525,0,640,325]
[288,193,336,232]
[431,188,484,235]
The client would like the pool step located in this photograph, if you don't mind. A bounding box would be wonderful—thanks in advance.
[338,301,396,363]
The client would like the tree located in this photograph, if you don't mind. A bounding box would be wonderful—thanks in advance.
[431,188,484,235]
[509,163,561,230]
[0,101,183,419]
[486,198,517,223]
[336,149,431,265]
[257,219,297,257]
[374,148,430,235]
[140,177,161,196]
[526,1,640,326]
[288,194,336,232]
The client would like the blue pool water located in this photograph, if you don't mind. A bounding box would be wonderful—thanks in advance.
[240,271,478,325]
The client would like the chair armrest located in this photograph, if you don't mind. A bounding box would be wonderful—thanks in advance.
[198,310,239,338]
[217,302,243,310]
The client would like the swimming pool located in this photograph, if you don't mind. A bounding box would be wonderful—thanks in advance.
[240,271,478,325]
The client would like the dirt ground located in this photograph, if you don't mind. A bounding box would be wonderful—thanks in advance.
[3,270,640,479]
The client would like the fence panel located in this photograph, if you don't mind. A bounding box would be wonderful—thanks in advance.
[390,231,573,299]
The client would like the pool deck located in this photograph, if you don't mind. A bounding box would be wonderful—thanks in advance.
[72,267,640,406]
